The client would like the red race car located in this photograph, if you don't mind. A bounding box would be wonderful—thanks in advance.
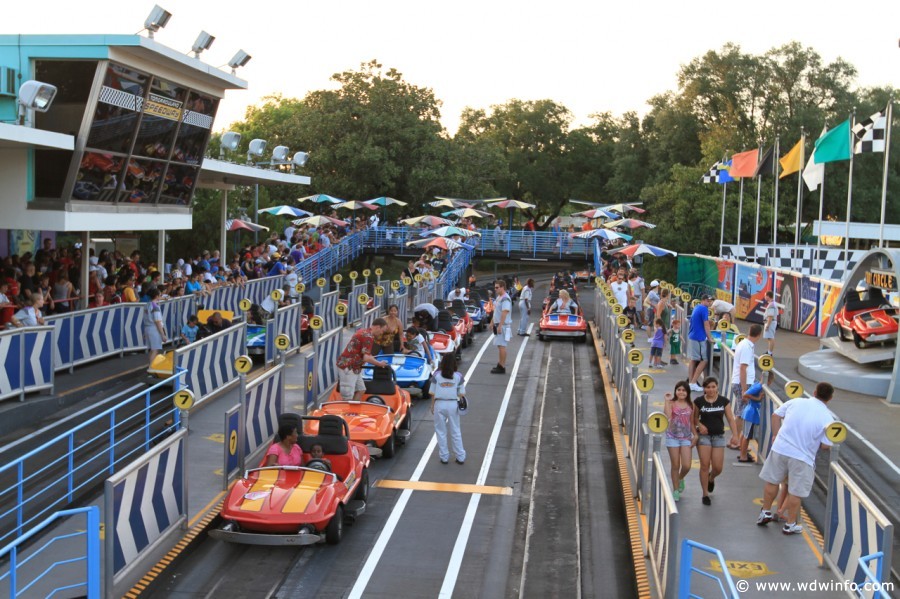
[835,288,899,348]
[210,414,369,546]
[538,292,589,343]
[309,366,412,458]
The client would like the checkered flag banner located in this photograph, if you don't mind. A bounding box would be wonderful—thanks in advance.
[701,161,722,183]
[852,107,887,153]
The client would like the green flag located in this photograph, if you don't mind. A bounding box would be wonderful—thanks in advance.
[813,119,851,164]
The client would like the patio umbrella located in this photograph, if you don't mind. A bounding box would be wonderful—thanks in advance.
[442,207,492,219]
[421,226,481,238]
[572,228,631,242]
[603,218,657,230]
[297,193,345,205]
[604,203,646,215]
[258,205,311,218]
[429,198,473,208]
[333,200,378,211]
[406,237,473,251]
[367,196,408,225]
[291,215,349,227]
[401,215,454,227]
[612,243,677,258]
[574,208,619,220]
[486,198,537,230]
[225,218,269,232]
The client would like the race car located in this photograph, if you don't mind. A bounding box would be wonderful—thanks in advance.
[247,324,266,360]
[362,351,434,398]
[538,292,588,343]
[835,288,899,348]
[711,329,738,354]
[450,305,474,348]
[574,270,591,282]
[210,414,369,546]
[465,300,487,332]
[309,366,412,458]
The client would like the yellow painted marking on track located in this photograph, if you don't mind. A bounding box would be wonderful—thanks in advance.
[213,468,222,476]
[375,479,513,496]
[651,401,663,408]
[240,470,279,512]
[708,560,775,579]
[206,433,225,443]
[189,489,228,528]
[283,471,327,513]
[285,384,304,390]
[800,507,824,564]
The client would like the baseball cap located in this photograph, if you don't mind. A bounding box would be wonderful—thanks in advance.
[701,294,713,301]
[650,280,659,288]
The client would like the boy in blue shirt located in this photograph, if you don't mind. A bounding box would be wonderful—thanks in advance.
[738,381,763,462]
[181,314,200,346]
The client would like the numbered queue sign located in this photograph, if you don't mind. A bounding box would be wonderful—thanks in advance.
[375,286,385,297]
[375,268,383,277]
[309,316,324,330]
[363,269,371,279]
[635,374,654,393]
[234,354,252,375]
[647,411,669,434]
[173,388,195,411]
[621,329,636,344]
[757,354,775,372]
[274,334,291,352]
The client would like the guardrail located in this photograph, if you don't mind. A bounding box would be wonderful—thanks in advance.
[859,552,894,599]
[0,369,184,549]
[174,324,245,406]
[45,303,145,373]
[0,506,100,599]
[0,325,54,402]
[649,453,679,599]
[677,539,739,599]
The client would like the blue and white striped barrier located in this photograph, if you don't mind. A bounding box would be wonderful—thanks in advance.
[105,430,187,598]
[318,291,339,333]
[347,283,366,323]
[825,463,894,589]
[175,324,245,405]
[303,350,316,410]
[122,304,145,351]
[224,405,240,486]
[0,326,54,401]
[648,453,679,599]
[391,289,408,325]
[268,302,303,362]
[315,327,342,403]
[361,305,380,330]
[243,365,284,462]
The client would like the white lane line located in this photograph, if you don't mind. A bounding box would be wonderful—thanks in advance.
[571,344,582,598]
[438,322,534,598]
[347,332,494,599]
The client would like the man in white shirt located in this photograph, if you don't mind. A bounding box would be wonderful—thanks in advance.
[284,224,296,243]
[284,265,299,301]
[763,291,777,355]
[447,285,467,302]
[610,269,631,307]
[730,323,762,450]
[757,382,836,535]
[712,298,736,323]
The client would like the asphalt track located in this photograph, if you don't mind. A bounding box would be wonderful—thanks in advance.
[144,277,637,598]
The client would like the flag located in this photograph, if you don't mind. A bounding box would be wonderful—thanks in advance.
[730,149,759,177]
[779,139,803,178]
[852,107,887,153]
[700,160,734,184]
[753,145,776,177]
[803,126,827,191]
[813,119,851,164]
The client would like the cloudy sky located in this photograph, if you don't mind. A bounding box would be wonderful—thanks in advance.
[12,0,900,134]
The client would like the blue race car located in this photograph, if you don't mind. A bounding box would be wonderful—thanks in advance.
[363,351,435,398]
[247,324,266,359]
[465,301,487,332]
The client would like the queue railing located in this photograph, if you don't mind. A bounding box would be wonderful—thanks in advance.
[0,325,54,402]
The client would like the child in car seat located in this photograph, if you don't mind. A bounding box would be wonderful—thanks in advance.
[402,326,425,357]
[306,443,332,470]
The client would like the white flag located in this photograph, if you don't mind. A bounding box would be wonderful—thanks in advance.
[803,126,828,191]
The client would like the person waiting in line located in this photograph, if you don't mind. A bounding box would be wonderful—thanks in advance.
[381,305,404,353]
[430,353,467,465]
[517,279,534,336]
[692,376,738,506]
[11,295,46,327]
[664,381,697,502]
[265,423,303,467]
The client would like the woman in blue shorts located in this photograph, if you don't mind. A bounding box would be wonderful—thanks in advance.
[664,381,696,501]
[692,377,737,506]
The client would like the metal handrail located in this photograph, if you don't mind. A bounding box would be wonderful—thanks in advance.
[677,538,739,598]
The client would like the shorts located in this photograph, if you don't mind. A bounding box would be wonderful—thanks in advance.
[493,326,511,347]
[670,342,681,355]
[688,339,710,362]
[759,451,814,497]
[143,326,163,351]
[650,347,663,357]
[338,367,366,400]
[763,326,776,340]
[731,383,748,415]
[697,434,726,447]
[665,437,692,448]
[742,421,755,439]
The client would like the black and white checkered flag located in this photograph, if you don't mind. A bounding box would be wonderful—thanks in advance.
[852,108,887,153]
[701,161,721,183]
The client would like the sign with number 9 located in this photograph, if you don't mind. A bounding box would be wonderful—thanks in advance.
[336,303,348,316]
[358,294,370,305]
[718,319,731,331]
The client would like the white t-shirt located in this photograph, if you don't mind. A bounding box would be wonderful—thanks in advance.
[519,286,533,305]
[610,280,629,307]
[712,299,735,314]
[771,397,835,467]
[731,338,756,386]
[447,289,467,302]
[765,302,778,332]
[285,271,299,297]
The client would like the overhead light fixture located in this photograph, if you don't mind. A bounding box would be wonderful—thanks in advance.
[247,138,267,164]
[228,50,252,74]
[292,152,309,169]
[219,131,241,160]
[191,31,215,57]
[143,5,172,38]
[271,145,290,165]
[17,80,57,126]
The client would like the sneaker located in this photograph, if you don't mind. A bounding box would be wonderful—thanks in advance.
[757,510,773,526]
[690,383,703,393]
[455,458,465,465]
[490,365,506,374]
[678,479,685,493]
[702,496,711,506]
[440,459,449,465]
[782,522,803,535]
[673,490,680,502]
[707,478,715,493]
[670,359,679,365]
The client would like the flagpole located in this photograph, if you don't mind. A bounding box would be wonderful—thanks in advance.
[773,136,780,246]
[794,130,806,268]
[737,178,744,246]
[816,172,826,274]
[754,144,762,262]
[719,180,728,256]
[879,100,894,247]
[844,110,856,257]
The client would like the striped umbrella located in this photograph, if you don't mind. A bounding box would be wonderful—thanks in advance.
[603,218,656,230]
[333,200,378,211]
[225,218,269,232]
[604,203,646,214]
[259,205,311,217]
[421,226,481,238]
[401,215,454,227]
[442,208,492,219]
[406,237,473,251]
[297,193,345,205]
[572,228,631,242]
[291,215,349,227]
[612,243,676,258]
[574,208,619,220]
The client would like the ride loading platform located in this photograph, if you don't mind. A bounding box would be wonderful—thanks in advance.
[592,289,896,598]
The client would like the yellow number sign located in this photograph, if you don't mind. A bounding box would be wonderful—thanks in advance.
[358,293,370,305]
[274,334,290,350]
[173,389,195,410]
[239,298,252,312]
[271,289,284,302]
[414,274,423,282]
[316,278,326,288]
[635,374,654,393]
[594,276,603,286]
[628,349,643,365]
[229,430,238,455]
[617,315,630,328]
[349,271,358,280]
[307,372,314,390]
[613,304,623,315]
[363,269,371,278]
[826,422,847,444]
[375,286,385,297]
[757,354,775,371]
[309,316,324,330]
[391,280,401,291]
[375,268,383,276]
[234,355,252,374]
[295,282,306,294]
[681,292,691,303]
[333,273,343,284]
[784,380,804,399]
[734,334,746,345]
[718,319,731,331]
[402,277,412,286]
[673,287,682,296]
[647,411,669,433]
[621,329,635,344]
[336,303,348,316]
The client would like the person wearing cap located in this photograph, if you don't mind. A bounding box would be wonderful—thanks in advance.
[730,323,762,450]
[646,280,661,325]
[687,294,716,393]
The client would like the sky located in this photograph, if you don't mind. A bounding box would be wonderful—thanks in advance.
[10,1,900,136]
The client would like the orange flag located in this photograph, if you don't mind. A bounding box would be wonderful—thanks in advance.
[729,149,759,178]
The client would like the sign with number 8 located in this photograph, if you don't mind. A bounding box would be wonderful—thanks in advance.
[758,354,775,371]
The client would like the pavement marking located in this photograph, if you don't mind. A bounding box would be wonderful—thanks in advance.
[347,332,495,599]
[206,433,225,443]
[439,323,533,598]
[285,383,304,390]
[375,480,513,495]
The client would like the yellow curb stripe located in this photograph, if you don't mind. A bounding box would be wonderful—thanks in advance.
[375,479,513,496]
[799,506,824,565]
[591,323,651,598]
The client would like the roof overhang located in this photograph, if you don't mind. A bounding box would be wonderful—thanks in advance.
[198,158,311,190]
[0,122,74,150]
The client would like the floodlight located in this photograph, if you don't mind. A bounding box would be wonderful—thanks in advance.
[17,80,57,126]
[228,50,252,73]
[144,5,172,38]
[292,151,309,168]
[219,131,241,159]
[247,138,267,163]
[191,31,215,57]
[272,145,290,164]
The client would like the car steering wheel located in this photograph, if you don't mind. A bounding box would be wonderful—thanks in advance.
[367,396,386,405]
[305,458,331,472]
